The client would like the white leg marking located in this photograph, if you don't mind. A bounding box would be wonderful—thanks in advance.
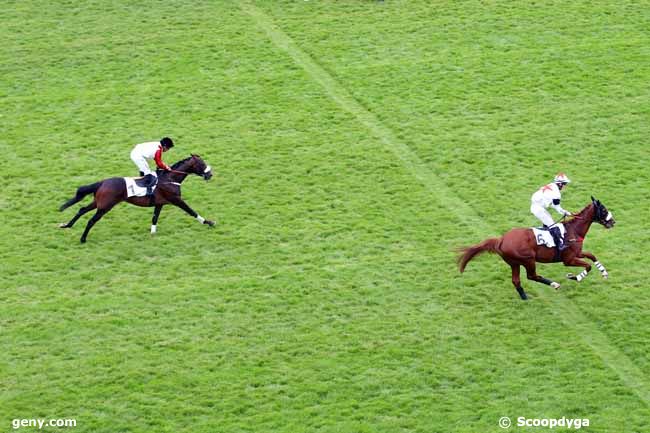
[196,215,205,224]
[576,270,589,282]
[594,261,609,279]
[151,225,157,234]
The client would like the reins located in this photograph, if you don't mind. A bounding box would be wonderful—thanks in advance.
[562,213,584,223]
[548,213,583,228]
[169,169,189,175]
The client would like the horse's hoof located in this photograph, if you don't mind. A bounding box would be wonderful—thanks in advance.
[206,220,216,227]
[566,273,576,280]
[602,274,609,280]
[59,223,69,229]
[80,238,86,244]
[551,282,561,290]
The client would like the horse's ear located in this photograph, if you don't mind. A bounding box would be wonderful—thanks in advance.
[591,195,596,203]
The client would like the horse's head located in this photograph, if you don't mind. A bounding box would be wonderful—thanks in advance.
[591,196,615,229]
[186,154,213,180]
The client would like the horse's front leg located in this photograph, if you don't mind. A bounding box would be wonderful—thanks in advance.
[170,198,215,227]
[151,205,163,234]
[580,251,609,279]
[564,257,592,282]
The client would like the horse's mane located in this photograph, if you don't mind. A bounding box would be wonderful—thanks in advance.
[170,156,193,170]
[575,202,594,218]
[170,154,203,169]
[564,202,594,229]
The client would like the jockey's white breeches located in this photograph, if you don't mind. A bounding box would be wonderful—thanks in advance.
[130,151,155,176]
[531,203,554,227]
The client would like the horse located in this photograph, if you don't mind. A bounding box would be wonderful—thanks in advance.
[59,154,216,243]
[457,197,615,300]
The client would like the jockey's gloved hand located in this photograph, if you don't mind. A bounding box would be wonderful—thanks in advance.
[564,211,573,217]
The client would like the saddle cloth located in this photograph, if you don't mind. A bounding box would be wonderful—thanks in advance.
[532,224,566,248]
[124,177,156,198]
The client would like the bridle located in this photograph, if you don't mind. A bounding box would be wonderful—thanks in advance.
[166,163,211,177]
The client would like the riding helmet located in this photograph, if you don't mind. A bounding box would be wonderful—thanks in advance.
[160,137,174,148]
[554,173,571,184]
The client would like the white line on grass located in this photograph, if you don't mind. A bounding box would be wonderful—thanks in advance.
[240,1,650,407]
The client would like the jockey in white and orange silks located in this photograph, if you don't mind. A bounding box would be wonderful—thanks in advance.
[531,173,573,250]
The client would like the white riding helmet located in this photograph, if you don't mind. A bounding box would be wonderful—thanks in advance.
[554,173,571,184]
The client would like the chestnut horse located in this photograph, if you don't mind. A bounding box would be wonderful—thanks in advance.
[60,155,215,243]
[457,197,615,300]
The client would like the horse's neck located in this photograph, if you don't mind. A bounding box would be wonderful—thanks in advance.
[570,219,592,238]
[568,206,594,238]
[172,171,189,183]
[168,162,192,183]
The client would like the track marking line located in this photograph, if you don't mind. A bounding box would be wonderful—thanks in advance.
[240,1,650,407]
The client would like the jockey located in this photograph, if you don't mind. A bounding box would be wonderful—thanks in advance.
[530,173,573,251]
[130,137,174,195]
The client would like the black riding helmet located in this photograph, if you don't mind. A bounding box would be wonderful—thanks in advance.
[160,137,174,149]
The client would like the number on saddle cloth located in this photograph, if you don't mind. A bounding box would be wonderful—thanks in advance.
[532,224,565,247]
[125,175,157,198]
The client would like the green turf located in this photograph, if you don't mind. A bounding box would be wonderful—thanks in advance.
[2,1,649,432]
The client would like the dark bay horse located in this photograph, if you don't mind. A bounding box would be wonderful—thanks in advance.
[60,155,215,243]
[457,197,615,300]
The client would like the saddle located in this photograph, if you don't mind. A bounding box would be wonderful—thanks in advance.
[532,224,566,248]
[134,176,156,188]
[125,177,157,198]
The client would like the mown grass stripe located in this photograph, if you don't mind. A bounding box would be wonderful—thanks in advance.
[238,1,485,231]
[240,0,650,408]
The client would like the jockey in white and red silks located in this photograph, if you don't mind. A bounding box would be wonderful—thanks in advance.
[530,172,573,251]
[130,137,174,195]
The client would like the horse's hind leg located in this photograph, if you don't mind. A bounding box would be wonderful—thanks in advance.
[60,201,97,229]
[80,208,110,243]
[524,262,561,290]
[510,264,528,300]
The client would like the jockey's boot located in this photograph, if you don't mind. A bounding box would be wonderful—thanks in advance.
[549,226,567,251]
[143,174,156,196]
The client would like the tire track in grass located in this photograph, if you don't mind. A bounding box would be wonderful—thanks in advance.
[239,1,650,407]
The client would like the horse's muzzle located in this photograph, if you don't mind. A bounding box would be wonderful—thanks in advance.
[203,171,213,181]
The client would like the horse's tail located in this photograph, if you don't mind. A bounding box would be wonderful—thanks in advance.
[59,181,102,211]
[457,237,502,273]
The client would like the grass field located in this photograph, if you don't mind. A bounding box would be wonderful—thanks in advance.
[2,1,650,432]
